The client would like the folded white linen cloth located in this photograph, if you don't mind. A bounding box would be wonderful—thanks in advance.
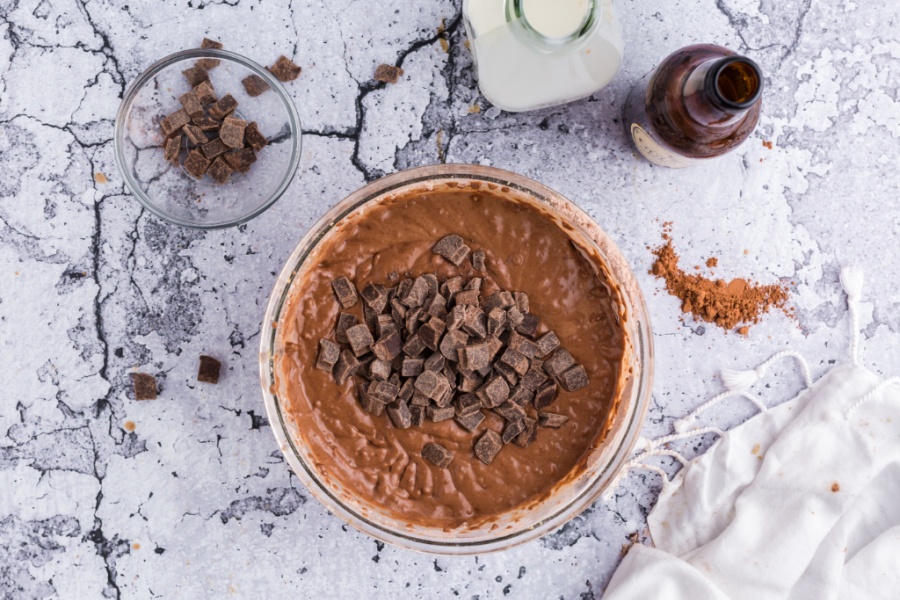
[604,268,900,600]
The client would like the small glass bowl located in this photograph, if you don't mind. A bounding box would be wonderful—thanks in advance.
[259,165,653,554]
[114,49,301,229]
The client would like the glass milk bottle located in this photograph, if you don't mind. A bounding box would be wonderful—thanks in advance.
[463,0,624,112]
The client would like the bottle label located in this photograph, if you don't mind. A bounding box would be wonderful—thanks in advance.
[630,123,697,169]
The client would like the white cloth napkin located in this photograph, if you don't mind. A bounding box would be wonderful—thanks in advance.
[604,268,900,600]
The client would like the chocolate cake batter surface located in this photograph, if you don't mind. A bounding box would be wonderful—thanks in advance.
[275,185,626,529]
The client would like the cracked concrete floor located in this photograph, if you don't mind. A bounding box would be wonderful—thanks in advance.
[2,0,900,598]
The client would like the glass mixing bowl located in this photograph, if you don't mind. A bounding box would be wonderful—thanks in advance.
[259,164,653,554]
[115,49,301,229]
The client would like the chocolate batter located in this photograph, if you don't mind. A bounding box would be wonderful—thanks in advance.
[276,184,626,529]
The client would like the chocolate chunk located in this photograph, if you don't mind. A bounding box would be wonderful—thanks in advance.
[485,336,504,360]
[494,401,526,422]
[335,350,363,385]
[268,55,302,81]
[421,273,439,297]
[543,348,576,378]
[418,319,445,351]
[464,277,482,291]
[472,249,486,271]
[163,135,181,164]
[183,149,211,178]
[374,63,404,84]
[389,371,401,387]
[201,37,222,50]
[219,116,247,148]
[315,339,340,372]
[182,64,210,87]
[161,108,191,137]
[346,324,374,357]
[474,430,503,465]
[538,412,569,428]
[375,314,397,338]
[423,352,445,373]
[494,361,519,387]
[520,366,549,392]
[402,332,426,357]
[410,405,425,427]
[455,409,485,432]
[369,380,400,403]
[131,373,157,400]
[414,370,450,401]
[242,74,271,97]
[244,121,268,152]
[508,330,540,358]
[331,276,358,309]
[360,282,388,312]
[434,385,454,408]
[358,383,385,416]
[432,234,471,266]
[199,37,223,68]
[369,359,392,381]
[477,376,510,408]
[335,312,358,344]
[426,405,456,423]
[398,379,415,402]
[363,302,379,333]
[446,305,466,330]
[514,292,529,314]
[193,81,217,107]
[182,124,209,146]
[500,347,529,376]
[401,357,424,377]
[443,276,464,295]
[454,289,479,306]
[401,276,430,308]
[179,91,203,117]
[462,306,487,339]
[458,371,484,393]
[201,138,229,159]
[422,442,453,468]
[514,417,538,448]
[460,342,491,372]
[386,400,412,429]
[483,291,515,313]
[535,331,560,357]
[425,293,448,319]
[404,307,423,336]
[559,364,589,392]
[506,306,525,328]
[439,329,468,361]
[486,307,507,336]
[502,419,526,444]
[208,93,238,120]
[516,314,541,337]
[410,392,430,407]
[224,148,257,173]
[371,330,402,362]
[456,392,482,415]
[207,157,233,184]
[533,380,558,409]
[509,385,534,407]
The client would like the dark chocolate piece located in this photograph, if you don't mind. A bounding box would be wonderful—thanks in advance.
[509,385,534,407]
[345,323,374,357]
[198,37,222,68]
[432,234,471,266]
[460,342,491,372]
[331,276,358,309]
[474,430,503,465]
[208,93,238,120]
[486,307,507,336]
[207,157,233,184]
[132,373,157,400]
[455,409,485,432]
[315,339,340,372]
[360,282,388,312]
[400,277,430,308]
[514,417,538,448]
[183,149,211,178]
[559,364,589,392]
[426,405,456,423]
[516,314,541,337]
[458,371,484,393]
[244,121,268,152]
[182,64,210,87]
[508,330,540,358]
[538,412,569,428]
[335,312,359,344]
[369,380,400,403]
[494,400,526,422]
[506,306,525,328]
[423,352,445,373]
[334,350,360,385]
[192,114,221,133]
[182,124,209,146]
[161,109,191,137]
[371,330,402,362]
[464,277,482,292]
[193,80,217,105]
[514,292,529,314]
[201,37,222,49]
[402,332,426,357]
[500,347,529,376]
[472,249,486,271]
[446,305,466,331]
[374,63,404,84]
[386,400,412,429]
[439,329,468,361]
[242,74,271,97]
[414,370,450,401]
[519,366,549,392]
[502,419,526,444]
[425,293,448,319]
[401,357,424,378]
[483,291,515,313]
[533,380,558,410]
[461,307,487,339]
[543,348,576,378]
[268,55,302,81]
[398,379,415,402]
[535,331,560,357]
[454,289,479,306]
[224,148,257,173]
[179,90,203,117]
[164,135,181,164]
[409,405,425,427]
[494,361,519,387]
[410,392,430,407]
[456,392,482,415]
[358,383,385,416]
[375,314,397,338]
[418,319,445,351]
[201,138,229,159]
[476,376,510,409]
[421,442,453,468]
[219,116,247,148]
[369,358,392,381]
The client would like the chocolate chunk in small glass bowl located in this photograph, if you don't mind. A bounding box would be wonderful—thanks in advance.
[455,410,485,432]
[163,135,181,164]
[201,138,228,160]
[193,80,217,105]
[182,64,210,87]
[224,148,257,174]
[538,412,569,428]
[386,400,412,429]
[432,234,471,266]
[474,430,503,465]
[182,123,208,146]
[543,348,576,378]
[422,442,454,468]
[179,90,203,117]
[331,277,359,309]
[502,419,526,444]
[161,109,190,137]
[559,364,590,392]
[183,149,211,178]
[315,339,340,372]
[346,324,374,357]
[208,93,238,120]
[514,417,538,448]
[207,157,233,184]
[219,116,247,148]
[533,380,559,409]
[244,121,268,152]
[242,74,271,97]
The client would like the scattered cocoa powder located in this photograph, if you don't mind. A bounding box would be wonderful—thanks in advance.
[706,257,718,268]
[650,227,790,332]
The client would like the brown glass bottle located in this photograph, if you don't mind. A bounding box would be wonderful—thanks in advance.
[623,44,763,168]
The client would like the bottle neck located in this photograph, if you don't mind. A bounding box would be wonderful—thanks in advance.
[509,0,598,49]
[682,56,763,127]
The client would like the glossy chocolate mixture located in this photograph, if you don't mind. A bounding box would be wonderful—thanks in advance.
[276,184,626,528]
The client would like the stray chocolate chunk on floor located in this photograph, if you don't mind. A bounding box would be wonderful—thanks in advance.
[538,412,569,428]
[242,74,270,97]
[559,364,589,392]
[514,417,538,447]
[374,63,404,84]
[455,409,485,432]
[316,339,340,372]
[183,149,211,178]
[331,276,358,309]
[208,93,238,120]
[179,90,203,117]
[182,64,210,87]
[161,109,190,137]
[346,324,374,357]
[193,80,217,105]
[533,380,558,409]
[268,55,302,81]
[543,348,576,378]
[198,37,223,68]
[472,249,486,271]
[244,121,267,152]
[422,443,454,468]
[131,373,157,400]
[164,135,181,164]
[474,430,503,465]
[197,355,221,384]
[201,37,222,50]
[386,400,412,429]
[224,148,256,173]
[219,116,247,148]
[432,234,471,266]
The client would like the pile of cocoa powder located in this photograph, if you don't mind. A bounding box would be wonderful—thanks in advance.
[650,226,790,334]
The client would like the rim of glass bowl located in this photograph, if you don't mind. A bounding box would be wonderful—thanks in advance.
[259,164,654,554]
[114,48,302,230]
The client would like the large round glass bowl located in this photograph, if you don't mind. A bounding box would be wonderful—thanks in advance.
[115,49,301,229]
[259,164,653,554]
